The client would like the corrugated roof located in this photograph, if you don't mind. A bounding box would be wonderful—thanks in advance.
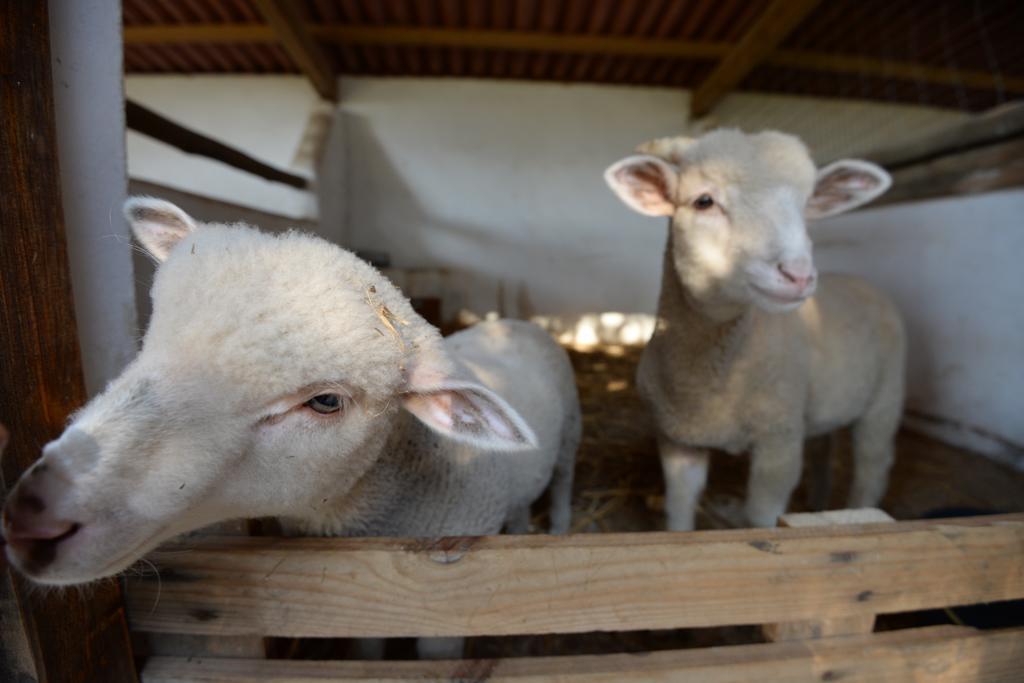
[123,0,1024,112]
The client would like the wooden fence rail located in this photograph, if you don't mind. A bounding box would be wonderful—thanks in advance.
[126,513,1024,639]
[141,626,1024,682]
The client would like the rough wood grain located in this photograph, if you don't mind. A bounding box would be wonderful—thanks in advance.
[763,509,894,642]
[0,1,137,680]
[140,521,267,660]
[126,514,1024,638]
[140,626,1024,682]
[690,0,822,116]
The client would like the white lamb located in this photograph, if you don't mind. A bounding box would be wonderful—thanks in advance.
[1,198,580,657]
[604,129,905,530]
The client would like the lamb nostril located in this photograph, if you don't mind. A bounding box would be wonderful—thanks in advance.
[777,263,800,284]
[14,493,46,515]
[778,263,814,289]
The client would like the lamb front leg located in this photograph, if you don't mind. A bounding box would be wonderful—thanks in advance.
[746,435,803,527]
[659,439,709,532]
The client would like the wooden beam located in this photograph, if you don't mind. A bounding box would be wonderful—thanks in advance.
[768,50,1024,95]
[125,514,1024,639]
[121,24,1024,95]
[313,26,728,60]
[691,0,822,116]
[855,102,1024,206]
[126,100,309,189]
[0,2,138,681]
[141,626,1024,682]
[123,24,729,60]
[873,137,1024,207]
[124,24,275,44]
[251,0,337,101]
[865,101,1024,170]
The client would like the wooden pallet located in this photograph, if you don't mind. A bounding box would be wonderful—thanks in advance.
[128,510,1024,682]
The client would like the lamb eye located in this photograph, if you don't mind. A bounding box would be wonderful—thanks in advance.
[306,394,342,414]
[693,194,715,210]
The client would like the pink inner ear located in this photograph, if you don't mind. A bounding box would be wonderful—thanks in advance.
[152,226,189,254]
[622,163,669,199]
[808,166,887,218]
[423,394,454,429]
[421,389,523,441]
[827,169,881,191]
[403,382,537,450]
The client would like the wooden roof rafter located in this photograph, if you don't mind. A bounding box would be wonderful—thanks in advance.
[690,0,822,117]
[120,0,1024,114]
[252,0,338,101]
[122,25,1024,103]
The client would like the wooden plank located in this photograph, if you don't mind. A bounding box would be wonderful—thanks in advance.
[768,51,1024,96]
[777,508,896,528]
[690,0,822,117]
[0,1,138,680]
[140,521,267,660]
[252,0,337,101]
[764,509,894,642]
[764,614,877,643]
[141,626,1024,682]
[124,24,276,44]
[126,514,1024,638]
[123,24,730,60]
[313,26,728,60]
[126,100,309,189]
[120,24,1024,95]
[874,138,1024,208]
[865,101,1024,170]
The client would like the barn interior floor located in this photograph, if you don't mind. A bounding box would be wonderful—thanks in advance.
[558,346,1024,534]
[461,345,1024,659]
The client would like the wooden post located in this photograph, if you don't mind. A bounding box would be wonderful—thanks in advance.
[0,1,137,680]
[762,508,894,642]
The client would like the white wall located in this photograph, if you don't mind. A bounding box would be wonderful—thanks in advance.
[815,191,1024,467]
[325,77,1019,466]
[336,77,693,316]
[50,0,138,396]
[124,76,321,220]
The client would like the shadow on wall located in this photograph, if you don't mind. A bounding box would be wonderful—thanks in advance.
[812,190,1024,469]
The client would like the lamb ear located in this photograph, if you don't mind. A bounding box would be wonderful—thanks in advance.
[402,361,538,452]
[124,197,197,262]
[604,154,678,217]
[806,160,892,220]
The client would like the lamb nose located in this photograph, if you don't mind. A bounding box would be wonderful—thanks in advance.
[778,261,815,289]
[1,489,78,543]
